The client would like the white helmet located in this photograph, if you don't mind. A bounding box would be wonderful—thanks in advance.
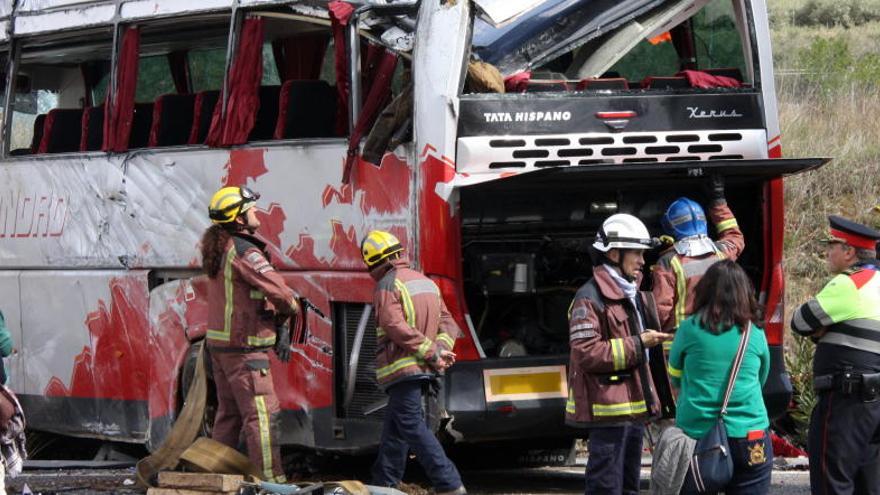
[593,213,653,252]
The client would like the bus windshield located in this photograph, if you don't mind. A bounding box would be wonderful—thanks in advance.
[470,0,752,88]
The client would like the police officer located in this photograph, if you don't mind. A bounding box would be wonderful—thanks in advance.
[566,214,672,494]
[652,176,744,341]
[791,215,880,495]
[201,186,301,483]
[360,230,466,495]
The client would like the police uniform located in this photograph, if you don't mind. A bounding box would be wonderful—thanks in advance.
[791,215,880,495]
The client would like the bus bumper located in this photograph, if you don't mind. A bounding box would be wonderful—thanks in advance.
[443,356,573,442]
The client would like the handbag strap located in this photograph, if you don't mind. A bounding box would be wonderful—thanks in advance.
[720,322,752,416]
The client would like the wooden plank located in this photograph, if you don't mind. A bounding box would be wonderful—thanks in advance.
[147,488,237,495]
[157,471,244,491]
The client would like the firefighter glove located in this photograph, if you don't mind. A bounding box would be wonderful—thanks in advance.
[706,174,726,204]
[274,321,292,362]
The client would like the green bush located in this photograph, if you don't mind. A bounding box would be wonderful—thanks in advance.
[793,0,880,28]
[796,37,880,93]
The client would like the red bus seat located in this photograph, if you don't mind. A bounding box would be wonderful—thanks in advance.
[642,76,690,89]
[703,67,744,82]
[80,106,105,151]
[128,102,154,149]
[38,108,84,153]
[273,80,337,139]
[248,85,281,141]
[577,78,629,90]
[148,94,195,147]
[188,90,220,145]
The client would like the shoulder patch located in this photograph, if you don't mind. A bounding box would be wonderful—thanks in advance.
[244,249,273,273]
[574,280,605,312]
[849,269,876,289]
[232,235,259,257]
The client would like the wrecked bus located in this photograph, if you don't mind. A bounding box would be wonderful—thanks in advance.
[0,0,822,455]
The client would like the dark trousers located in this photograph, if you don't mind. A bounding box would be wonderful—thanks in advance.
[680,428,773,495]
[585,423,644,495]
[371,379,462,492]
[809,391,880,495]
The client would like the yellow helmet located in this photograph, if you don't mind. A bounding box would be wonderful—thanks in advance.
[361,230,403,267]
[208,186,260,224]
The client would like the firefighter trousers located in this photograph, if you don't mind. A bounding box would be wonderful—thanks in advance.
[808,390,880,495]
[210,349,286,483]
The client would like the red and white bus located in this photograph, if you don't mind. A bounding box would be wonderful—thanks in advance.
[0,0,823,454]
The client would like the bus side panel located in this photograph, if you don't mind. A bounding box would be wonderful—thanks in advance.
[0,145,413,273]
[19,270,151,441]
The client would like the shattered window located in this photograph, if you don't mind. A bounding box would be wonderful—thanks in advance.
[8,29,113,155]
[466,0,752,93]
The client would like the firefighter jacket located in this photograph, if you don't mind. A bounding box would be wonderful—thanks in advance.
[566,265,671,426]
[652,202,744,334]
[370,257,461,388]
[206,233,299,349]
[791,261,880,374]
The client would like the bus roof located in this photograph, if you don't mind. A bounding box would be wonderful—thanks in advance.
[0,0,330,42]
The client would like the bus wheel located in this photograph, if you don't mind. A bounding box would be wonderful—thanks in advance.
[178,340,216,438]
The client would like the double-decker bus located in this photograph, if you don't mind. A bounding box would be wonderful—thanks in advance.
[0,0,824,454]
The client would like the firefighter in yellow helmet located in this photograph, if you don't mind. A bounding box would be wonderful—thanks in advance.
[361,230,466,495]
[200,185,300,482]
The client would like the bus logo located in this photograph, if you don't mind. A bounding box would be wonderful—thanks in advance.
[686,107,744,119]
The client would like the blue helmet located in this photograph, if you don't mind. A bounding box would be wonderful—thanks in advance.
[662,197,707,240]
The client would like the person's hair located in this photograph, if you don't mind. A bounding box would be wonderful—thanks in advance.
[201,224,232,278]
[692,259,759,334]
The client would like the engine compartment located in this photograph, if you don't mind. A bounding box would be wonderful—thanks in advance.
[459,170,765,358]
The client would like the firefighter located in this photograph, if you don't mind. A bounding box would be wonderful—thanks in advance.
[200,185,300,483]
[791,215,880,495]
[360,230,465,495]
[566,214,672,494]
[652,175,744,341]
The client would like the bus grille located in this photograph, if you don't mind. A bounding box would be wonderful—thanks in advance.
[336,303,385,421]
[456,129,767,175]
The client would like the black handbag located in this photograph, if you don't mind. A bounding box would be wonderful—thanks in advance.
[687,322,752,493]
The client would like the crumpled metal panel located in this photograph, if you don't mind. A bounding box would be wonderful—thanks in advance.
[14,3,116,34]
[20,270,151,441]
[0,145,412,270]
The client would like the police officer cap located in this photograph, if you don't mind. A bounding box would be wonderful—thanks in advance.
[826,215,880,250]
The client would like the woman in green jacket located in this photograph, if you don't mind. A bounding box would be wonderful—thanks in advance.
[667,260,772,495]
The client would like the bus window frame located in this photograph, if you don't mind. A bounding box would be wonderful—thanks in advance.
[1,46,16,157]
[1,26,115,159]
[0,6,416,158]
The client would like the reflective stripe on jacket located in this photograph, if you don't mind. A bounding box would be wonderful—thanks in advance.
[566,266,669,426]
[792,263,880,355]
[652,202,744,335]
[206,233,299,349]
[371,257,461,388]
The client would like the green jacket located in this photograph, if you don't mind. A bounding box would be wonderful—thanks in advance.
[0,311,13,385]
[667,316,770,439]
